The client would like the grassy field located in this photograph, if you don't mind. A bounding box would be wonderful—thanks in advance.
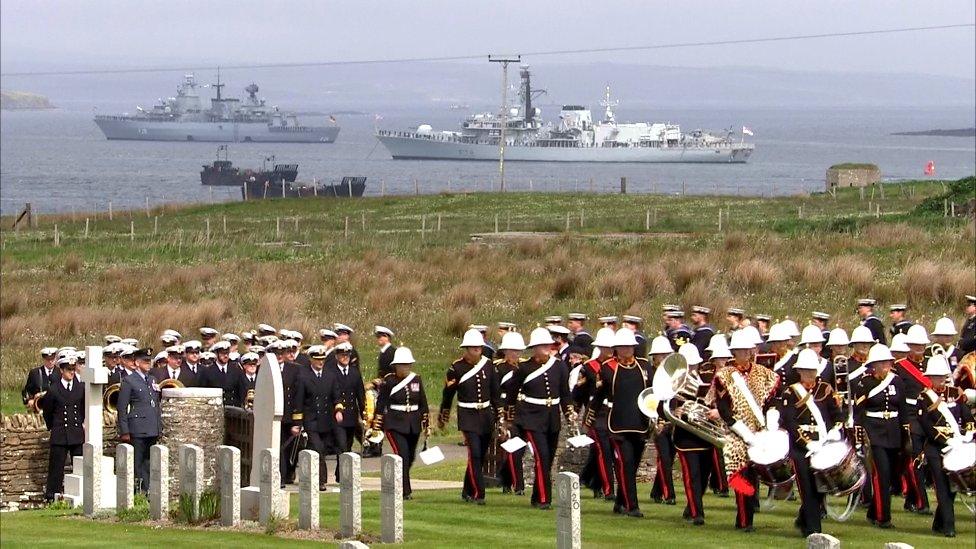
[1,484,972,548]
[1,179,974,414]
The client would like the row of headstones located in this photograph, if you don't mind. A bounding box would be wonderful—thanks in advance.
[107,442,409,545]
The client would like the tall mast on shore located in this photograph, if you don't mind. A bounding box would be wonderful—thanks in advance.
[489,55,520,193]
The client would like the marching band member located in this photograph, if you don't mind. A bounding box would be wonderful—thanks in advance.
[824,328,849,363]
[621,315,648,359]
[508,327,575,510]
[648,335,677,505]
[889,334,910,361]
[22,347,58,409]
[788,325,835,387]
[846,326,875,384]
[767,323,798,384]
[585,329,650,517]
[439,329,503,505]
[713,330,780,533]
[810,312,832,351]
[929,317,963,369]
[780,349,843,537]
[372,347,430,500]
[853,343,910,529]
[576,327,617,500]
[895,325,932,514]
[918,353,974,538]
[671,343,711,525]
[703,334,731,497]
[495,331,526,495]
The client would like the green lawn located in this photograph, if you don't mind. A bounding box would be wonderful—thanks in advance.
[1,484,971,548]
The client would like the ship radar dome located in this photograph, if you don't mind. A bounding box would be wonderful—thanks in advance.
[417,124,433,134]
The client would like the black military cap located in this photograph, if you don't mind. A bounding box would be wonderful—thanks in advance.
[133,347,154,361]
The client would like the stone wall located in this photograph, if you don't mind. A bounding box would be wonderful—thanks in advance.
[159,388,224,495]
[0,412,117,511]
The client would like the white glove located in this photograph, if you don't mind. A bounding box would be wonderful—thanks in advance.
[805,440,824,457]
[943,436,964,454]
[765,409,780,432]
[731,420,756,446]
[826,427,842,442]
[965,388,976,406]
[962,431,974,443]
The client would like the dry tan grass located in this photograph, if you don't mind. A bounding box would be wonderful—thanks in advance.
[444,310,471,338]
[445,282,480,309]
[552,271,581,299]
[863,222,928,249]
[723,231,751,252]
[672,260,711,294]
[825,255,875,295]
[731,258,782,292]
[901,259,975,306]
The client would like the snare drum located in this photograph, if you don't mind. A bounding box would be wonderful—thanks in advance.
[748,429,795,487]
[809,440,866,496]
[943,441,976,496]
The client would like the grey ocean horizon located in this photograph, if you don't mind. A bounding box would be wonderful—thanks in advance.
[1,104,974,215]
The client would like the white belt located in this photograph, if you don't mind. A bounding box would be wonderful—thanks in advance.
[390,404,419,412]
[866,410,898,419]
[905,398,918,405]
[457,401,491,410]
[519,394,560,406]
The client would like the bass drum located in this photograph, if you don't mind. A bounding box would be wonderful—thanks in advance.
[748,429,795,487]
[810,440,866,496]
[943,441,976,496]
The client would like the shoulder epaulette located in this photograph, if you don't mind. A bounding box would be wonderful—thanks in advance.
[492,358,505,365]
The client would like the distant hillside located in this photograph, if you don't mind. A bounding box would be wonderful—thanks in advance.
[0,90,55,110]
[892,128,975,137]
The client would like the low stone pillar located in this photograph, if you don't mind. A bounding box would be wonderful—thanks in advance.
[83,442,102,517]
[149,444,169,520]
[808,533,841,548]
[298,449,319,530]
[115,443,134,511]
[339,542,369,549]
[180,444,203,520]
[218,445,240,527]
[380,454,403,544]
[883,544,913,549]
[258,448,282,526]
[159,388,224,496]
[339,452,362,538]
[556,472,581,549]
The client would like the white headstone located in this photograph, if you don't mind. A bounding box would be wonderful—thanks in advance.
[258,448,283,526]
[80,346,109,447]
[380,454,403,544]
[218,445,241,527]
[116,443,134,511]
[339,452,362,538]
[883,544,913,549]
[83,442,102,517]
[807,533,841,549]
[180,444,203,521]
[556,472,581,549]
[150,444,169,520]
[298,449,319,530]
[249,353,284,486]
[339,542,370,549]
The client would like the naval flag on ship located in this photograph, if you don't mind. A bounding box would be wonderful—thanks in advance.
[742,126,754,136]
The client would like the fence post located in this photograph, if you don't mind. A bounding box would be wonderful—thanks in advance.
[54,225,59,247]
[294,217,299,232]
[494,214,499,234]
[645,210,650,231]
[381,179,386,197]
[206,218,211,240]
[589,178,594,193]
[565,212,570,232]
[344,217,349,239]
[145,196,150,217]
[437,213,442,232]
[153,216,158,236]
[131,221,135,242]
[108,201,113,221]
[718,209,722,232]
[414,178,419,195]
[361,212,366,232]
[223,215,227,234]
[620,177,627,194]
[579,210,584,228]
[275,217,280,239]
[85,218,90,238]
[421,215,426,240]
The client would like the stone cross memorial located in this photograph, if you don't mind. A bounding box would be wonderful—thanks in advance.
[380,454,403,544]
[115,443,134,511]
[80,346,109,447]
[298,449,319,530]
[180,444,204,520]
[79,345,116,511]
[556,472,581,549]
[218,445,241,527]
[339,452,362,538]
[150,444,169,520]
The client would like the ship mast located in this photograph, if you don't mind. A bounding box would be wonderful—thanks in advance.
[489,55,520,193]
[601,84,618,124]
[212,67,224,101]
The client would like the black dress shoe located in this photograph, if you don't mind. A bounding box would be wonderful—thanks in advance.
[915,507,932,516]
[652,496,663,504]
[514,490,525,496]
[475,498,486,506]
[319,483,328,491]
[538,503,552,510]
[693,517,705,526]
[626,509,644,518]
[604,493,615,501]
[404,494,413,500]
[741,526,755,533]
[664,498,676,505]
[612,504,624,514]
[502,487,512,494]
[462,495,472,502]
[877,521,894,529]
[944,530,956,538]
[716,491,730,498]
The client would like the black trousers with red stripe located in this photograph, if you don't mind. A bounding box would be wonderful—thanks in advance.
[676,449,708,519]
[732,468,759,529]
[461,431,490,500]
[497,438,525,493]
[385,430,419,497]
[650,430,676,501]
[924,445,957,534]
[580,426,615,497]
[707,447,729,493]
[524,429,558,506]
[868,445,900,524]
[790,447,823,536]
[611,432,646,512]
[902,433,929,511]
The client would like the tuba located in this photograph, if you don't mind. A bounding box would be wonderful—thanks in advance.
[646,353,728,448]
[362,379,384,447]
[244,389,255,411]
[157,378,185,390]
[103,383,121,413]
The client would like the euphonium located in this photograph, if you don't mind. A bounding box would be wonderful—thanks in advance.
[362,380,384,445]
[157,378,185,390]
[103,383,121,413]
[647,353,728,448]
[244,389,255,411]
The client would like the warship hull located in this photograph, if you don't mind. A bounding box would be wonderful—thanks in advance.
[95,117,340,143]
[376,133,753,163]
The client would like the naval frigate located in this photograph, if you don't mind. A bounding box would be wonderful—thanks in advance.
[94,74,340,143]
[376,66,753,163]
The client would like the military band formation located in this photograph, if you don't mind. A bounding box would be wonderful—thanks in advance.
[24,295,976,538]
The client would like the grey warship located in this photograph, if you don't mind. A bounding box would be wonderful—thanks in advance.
[94,74,340,143]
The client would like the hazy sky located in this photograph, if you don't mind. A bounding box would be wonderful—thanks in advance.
[1,0,974,78]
